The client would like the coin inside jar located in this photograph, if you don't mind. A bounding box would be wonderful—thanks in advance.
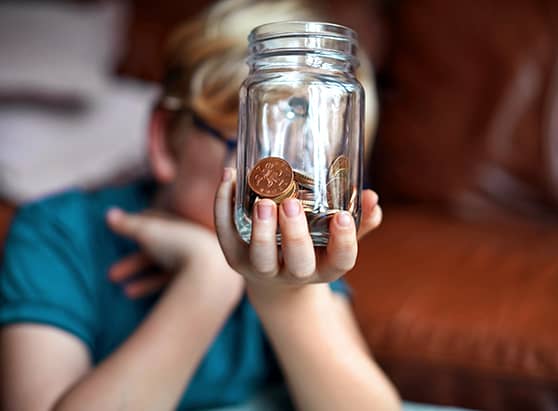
[293,169,315,190]
[329,155,349,174]
[270,179,298,204]
[327,155,350,209]
[248,157,294,199]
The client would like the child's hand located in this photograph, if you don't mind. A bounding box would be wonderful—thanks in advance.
[106,208,244,299]
[214,168,382,290]
[107,249,168,299]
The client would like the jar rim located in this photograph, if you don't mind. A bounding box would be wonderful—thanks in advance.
[249,20,357,43]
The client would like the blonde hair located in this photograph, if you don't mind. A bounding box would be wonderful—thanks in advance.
[162,0,378,152]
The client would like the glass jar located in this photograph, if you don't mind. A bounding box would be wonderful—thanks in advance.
[235,21,364,246]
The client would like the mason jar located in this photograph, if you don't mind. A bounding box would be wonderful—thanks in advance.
[235,21,364,246]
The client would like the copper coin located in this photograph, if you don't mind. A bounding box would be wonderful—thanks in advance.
[248,157,294,198]
[328,155,350,180]
[297,190,316,201]
[271,180,298,203]
[293,169,315,189]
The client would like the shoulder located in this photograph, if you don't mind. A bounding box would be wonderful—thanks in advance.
[12,189,91,240]
[0,181,153,352]
[3,181,153,283]
[0,190,98,350]
[10,180,153,243]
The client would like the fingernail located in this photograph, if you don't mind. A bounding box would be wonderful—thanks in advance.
[125,285,140,299]
[223,168,232,182]
[282,199,301,218]
[108,267,120,281]
[107,208,123,223]
[337,211,352,227]
[257,201,273,220]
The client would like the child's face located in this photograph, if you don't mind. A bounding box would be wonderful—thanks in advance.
[165,124,234,229]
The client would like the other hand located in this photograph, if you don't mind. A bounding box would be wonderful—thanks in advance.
[107,208,244,299]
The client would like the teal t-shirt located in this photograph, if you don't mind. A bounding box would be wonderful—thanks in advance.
[0,181,349,410]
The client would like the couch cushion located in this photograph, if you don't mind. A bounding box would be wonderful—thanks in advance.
[0,201,14,255]
[348,205,558,411]
[372,0,558,219]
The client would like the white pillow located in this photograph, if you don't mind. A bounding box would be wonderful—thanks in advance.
[0,1,126,101]
[0,78,159,204]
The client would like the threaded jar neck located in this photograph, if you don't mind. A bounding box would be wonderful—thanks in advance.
[247,21,359,74]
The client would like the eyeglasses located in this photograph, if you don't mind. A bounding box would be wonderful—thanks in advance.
[159,95,237,154]
[192,113,237,153]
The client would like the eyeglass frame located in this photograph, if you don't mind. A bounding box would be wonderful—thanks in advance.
[157,95,238,154]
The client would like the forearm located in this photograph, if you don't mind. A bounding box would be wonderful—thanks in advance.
[54,267,239,411]
[248,284,401,411]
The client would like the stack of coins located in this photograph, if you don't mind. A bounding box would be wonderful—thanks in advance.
[246,155,351,229]
[326,154,350,210]
[293,169,316,212]
[248,157,297,206]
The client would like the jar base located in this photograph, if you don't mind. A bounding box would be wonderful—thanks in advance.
[236,208,331,247]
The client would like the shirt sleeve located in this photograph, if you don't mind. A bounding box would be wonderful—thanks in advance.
[0,203,98,353]
[329,279,352,298]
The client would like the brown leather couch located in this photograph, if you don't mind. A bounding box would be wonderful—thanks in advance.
[349,1,558,410]
[0,202,13,255]
[2,1,557,410]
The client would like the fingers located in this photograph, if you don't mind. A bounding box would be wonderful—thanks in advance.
[279,199,315,279]
[249,199,279,277]
[357,189,382,239]
[316,211,358,281]
[106,208,151,243]
[108,250,171,299]
[107,208,196,270]
[106,208,134,235]
[107,207,191,249]
[124,273,172,299]
[214,168,249,270]
[109,252,151,282]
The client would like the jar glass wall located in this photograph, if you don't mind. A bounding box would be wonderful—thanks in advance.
[235,21,364,246]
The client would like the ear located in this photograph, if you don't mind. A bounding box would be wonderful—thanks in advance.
[148,109,177,183]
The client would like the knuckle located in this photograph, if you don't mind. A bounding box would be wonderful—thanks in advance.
[284,273,316,285]
[339,256,357,272]
[334,236,356,254]
[329,229,356,250]
[254,266,279,278]
[328,240,357,272]
[332,252,357,272]
[282,231,309,248]
[279,215,308,235]
[250,229,275,247]
[289,267,315,279]
[287,259,315,278]
[249,250,278,277]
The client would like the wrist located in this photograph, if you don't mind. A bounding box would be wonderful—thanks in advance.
[246,281,333,314]
[175,260,244,310]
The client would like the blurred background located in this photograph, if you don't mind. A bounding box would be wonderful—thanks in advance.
[1,1,558,410]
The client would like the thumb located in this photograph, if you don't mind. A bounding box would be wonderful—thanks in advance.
[106,208,152,243]
[106,208,180,269]
[106,207,206,254]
